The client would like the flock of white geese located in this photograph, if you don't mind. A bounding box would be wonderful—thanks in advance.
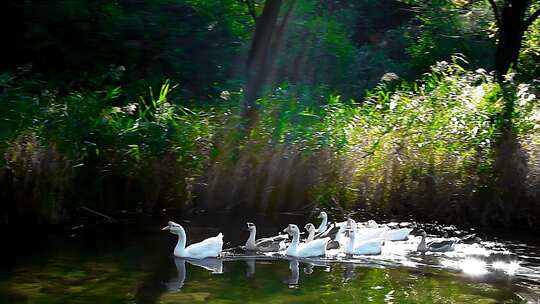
[162,211,460,259]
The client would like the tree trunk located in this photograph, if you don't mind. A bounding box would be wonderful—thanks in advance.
[494,0,528,81]
[242,0,283,121]
[241,0,296,128]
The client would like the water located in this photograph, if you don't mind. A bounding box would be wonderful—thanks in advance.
[1,211,539,303]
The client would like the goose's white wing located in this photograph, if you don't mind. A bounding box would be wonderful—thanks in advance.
[385,228,413,241]
[315,224,339,239]
[355,227,388,243]
[255,234,288,246]
[349,239,383,255]
[296,237,330,257]
[185,233,223,259]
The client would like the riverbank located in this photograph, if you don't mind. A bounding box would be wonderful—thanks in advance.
[1,62,540,230]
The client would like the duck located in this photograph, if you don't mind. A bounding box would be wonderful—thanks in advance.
[162,221,223,259]
[344,224,384,255]
[416,229,457,253]
[283,224,330,257]
[245,222,288,252]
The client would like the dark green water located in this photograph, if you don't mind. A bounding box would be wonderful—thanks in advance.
[1,212,539,304]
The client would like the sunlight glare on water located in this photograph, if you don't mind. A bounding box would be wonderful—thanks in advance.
[492,261,520,275]
[460,258,489,276]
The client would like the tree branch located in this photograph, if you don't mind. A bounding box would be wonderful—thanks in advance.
[525,8,540,28]
[486,0,501,26]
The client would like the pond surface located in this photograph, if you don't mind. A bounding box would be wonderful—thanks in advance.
[1,211,539,303]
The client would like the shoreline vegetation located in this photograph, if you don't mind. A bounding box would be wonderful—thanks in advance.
[1,0,539,230]
[1,60,539,229]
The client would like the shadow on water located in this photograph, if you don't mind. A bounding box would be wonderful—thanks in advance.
[0,211,539,303]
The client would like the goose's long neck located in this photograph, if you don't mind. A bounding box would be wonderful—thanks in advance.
[335,226,345,242]
[287,231,300,255]
[307,228,315,242]
[347,227,357,252]
[174,227,187,257]
[317,216,328,233]
[246,228,257,249]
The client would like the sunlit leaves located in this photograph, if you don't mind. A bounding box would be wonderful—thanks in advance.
[345,60,503,206]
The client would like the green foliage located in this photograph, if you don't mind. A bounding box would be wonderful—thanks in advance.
[519,3,540,78]
[2,58,540,225]
[6,0,254,98]
[402,0,495,72]
[342,59,505,216]
[249,85,355,153]
[2,0,540,224]
[0,71,226,220]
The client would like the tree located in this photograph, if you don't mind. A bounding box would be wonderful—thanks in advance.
[487,0,540,80]
[240,0,296,126]
[483,0,540,228]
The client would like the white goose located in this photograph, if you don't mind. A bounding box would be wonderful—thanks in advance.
[364,220,412,241]
[316,211,329,233]
[333,223,349,247]
[304,223,317,241]
[350,219,388,242]
[344,223,384,255]
[305,223,342,249]
[283,224,330,258]
[162,221,223,259]
[384,227,413,241]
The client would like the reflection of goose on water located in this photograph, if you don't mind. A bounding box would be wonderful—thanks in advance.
[162,221,223,259]
[245,259,255,277]
[288,258,299,285]
[300,258,331,274]
[164,257,224,292]
[343,263,355,280]
[163,258,186,292]
[187,257,224,274]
